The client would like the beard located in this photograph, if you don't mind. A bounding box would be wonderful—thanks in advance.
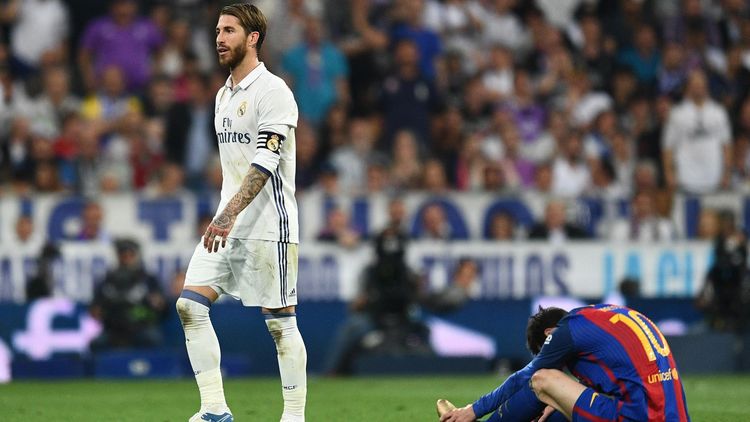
[218,42,247,69]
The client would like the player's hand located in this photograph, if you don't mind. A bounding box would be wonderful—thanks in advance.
[439,404,476,422]
[203,213,236,252]
[536,406,556,422]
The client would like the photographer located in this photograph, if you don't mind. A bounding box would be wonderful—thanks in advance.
[698,210,749,332]
[90,238,167,349]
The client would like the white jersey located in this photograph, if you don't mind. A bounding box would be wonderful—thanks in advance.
[214,62,299,243]
[662,99,731,194]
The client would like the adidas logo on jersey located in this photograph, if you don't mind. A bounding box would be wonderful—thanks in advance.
[288,288,296,297]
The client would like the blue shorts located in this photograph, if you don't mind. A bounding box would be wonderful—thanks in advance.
[572,387,620,422]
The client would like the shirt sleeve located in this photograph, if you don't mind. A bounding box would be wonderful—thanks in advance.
[471,316,577,417]
[251,87,298,175]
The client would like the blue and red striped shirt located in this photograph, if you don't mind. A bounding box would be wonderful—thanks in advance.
[473,304,690,421]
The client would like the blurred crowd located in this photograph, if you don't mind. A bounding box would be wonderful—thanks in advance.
[3,0,750,243]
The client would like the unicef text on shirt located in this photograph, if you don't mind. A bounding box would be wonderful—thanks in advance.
[217,132,253,144]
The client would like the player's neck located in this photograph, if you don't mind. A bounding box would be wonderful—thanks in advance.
[230,55,261,88]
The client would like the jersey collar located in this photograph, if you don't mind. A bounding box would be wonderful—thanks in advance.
[225,62,266,92]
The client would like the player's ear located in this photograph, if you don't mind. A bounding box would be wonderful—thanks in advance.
[543,327,554,337]
[247,31,259,50]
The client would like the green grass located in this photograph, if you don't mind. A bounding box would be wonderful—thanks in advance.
[0,374,748,421]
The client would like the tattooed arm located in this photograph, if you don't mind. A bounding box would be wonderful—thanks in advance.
[203,165,270,252]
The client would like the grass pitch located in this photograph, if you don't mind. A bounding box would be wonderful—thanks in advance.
[0,374,748,421]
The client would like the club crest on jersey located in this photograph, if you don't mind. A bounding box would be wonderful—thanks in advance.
[237,101,247,117]
[267,134,280,152]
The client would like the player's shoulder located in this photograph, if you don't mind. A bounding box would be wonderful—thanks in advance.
[258,68,294,96]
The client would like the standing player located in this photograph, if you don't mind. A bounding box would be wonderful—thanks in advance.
[176,4,306,422]
[439,305,689,421]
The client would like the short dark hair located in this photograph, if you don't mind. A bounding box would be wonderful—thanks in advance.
[220,3,267,52]
[526,306,568,355]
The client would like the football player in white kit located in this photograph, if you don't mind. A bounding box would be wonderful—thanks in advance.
[175,4,306,422]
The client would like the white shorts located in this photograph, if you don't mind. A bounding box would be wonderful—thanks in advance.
[184,238,298,308]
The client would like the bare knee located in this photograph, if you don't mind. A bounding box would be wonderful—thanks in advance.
[262,305,296,314]
[531,368,563,397]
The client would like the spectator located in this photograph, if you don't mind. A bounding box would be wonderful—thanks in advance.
[330,117,377,195]
[422,257,481,313]
[164,73,215,190]
[105,109,162,190]
[415,203,454,240]
[390,0,443,80]
[296,120,322,191]
[571,12,616,91]
[481,162,507,192]
[658,42,689,98]
[431,106,463,182]
[144,162,186,198]
[141,74,174,119]
[153,18,192,79]
[521,110,561,165]
[498,125,535,189]
[365,157,391,194]
[531,161,554,195]
[389,130,423,190]
[90,238,167,349]
[14,214,36,244]
[257,0,312,67]
[317,103,349,161]
[4,116,34,190]
[503,70,546,145]
[282,16,349,125]
[663,0,721,49]
[583,110,619,164]
[421,158,449,193]
[632,159,659,193]
[4,0,69,77]
[662,70,732,194]
[488,211,516,240]
[73,201,109,242]
[317,162,341,197]
[317,206,361,249]
[617,23,661,86]
[482,45,514,103]
[380,39,440,148]
[588,158,626,199]
[697,208,720,240]
[528,199,588,242]
[610,132,636,195]
[334,0,390,115]
[455,133,488,191]
[78,0,164,94]
[27,66,81,137]
[80,65,142,135]
[551,130,591,198]
[608,190,676,242]
[70,122,106,196]
[475,0,527,51]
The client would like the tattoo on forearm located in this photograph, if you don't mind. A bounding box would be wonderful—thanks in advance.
[214,167,270,229]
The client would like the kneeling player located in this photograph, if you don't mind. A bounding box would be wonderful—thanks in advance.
[439,305,690,421]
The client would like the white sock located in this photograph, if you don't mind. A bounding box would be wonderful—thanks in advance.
[177,295,228,411]
[265,313,307,421]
